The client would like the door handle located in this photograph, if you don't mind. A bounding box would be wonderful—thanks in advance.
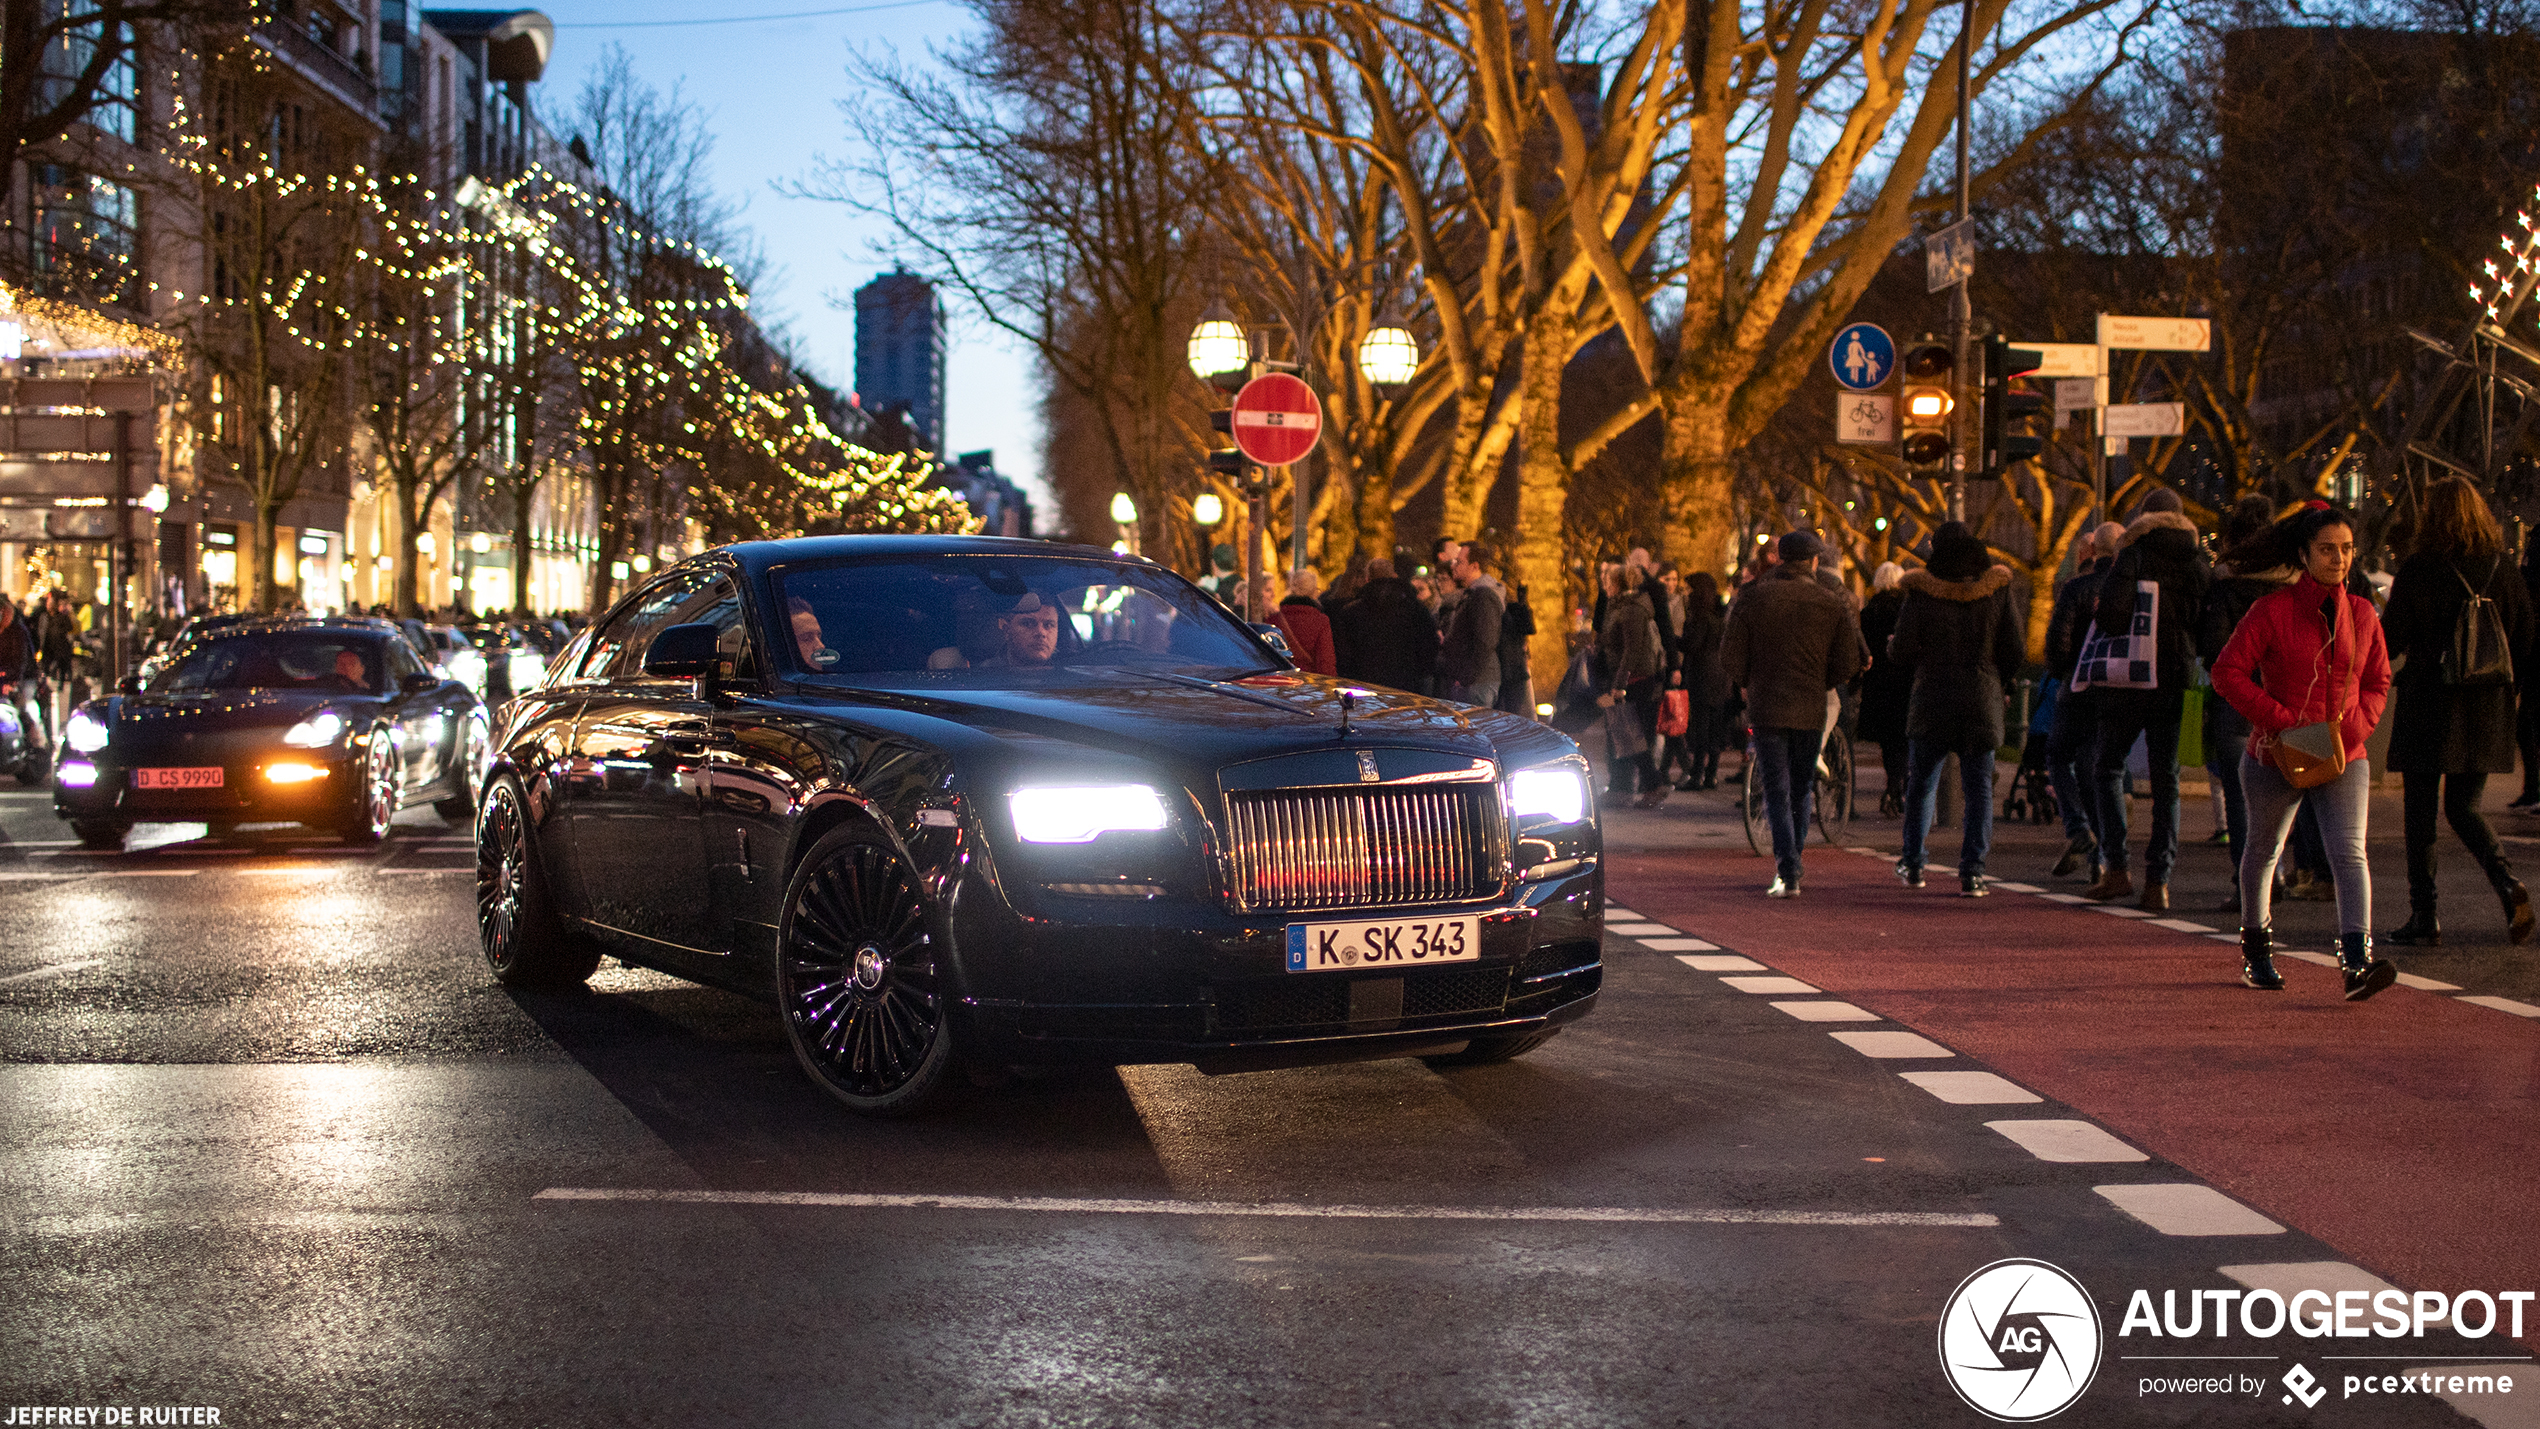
[664,728,734,751]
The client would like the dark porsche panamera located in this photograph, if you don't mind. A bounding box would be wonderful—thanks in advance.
[477,536,1604,1114]
[54,619,488,849]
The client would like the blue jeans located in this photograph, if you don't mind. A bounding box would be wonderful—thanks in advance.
[1900,740,1997,877]
[2093,688,2185,882]
[2047,689,2100,846]
[2240,751,2371,936]
[1752,725,1820,885]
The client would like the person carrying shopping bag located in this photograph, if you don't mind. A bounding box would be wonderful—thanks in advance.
[2209,504,2399,1000]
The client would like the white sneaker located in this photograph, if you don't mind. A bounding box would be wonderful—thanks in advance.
[1767,877,1800,899]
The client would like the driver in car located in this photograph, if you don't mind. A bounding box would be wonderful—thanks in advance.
[978,592,1062,667]
[788,596,840,670]
[332,647,370,692]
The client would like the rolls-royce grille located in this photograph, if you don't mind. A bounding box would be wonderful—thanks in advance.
[1221,784,1506,912]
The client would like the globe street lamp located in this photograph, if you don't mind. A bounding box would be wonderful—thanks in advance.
[1110,491,1139,556]
[1186,311,1250,391]
[1358,326,1420,391]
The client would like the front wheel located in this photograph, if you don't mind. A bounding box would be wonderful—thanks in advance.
[339,730,398,845]
[476,775,601,987]
[777,828,957,1116]
[1740,749,1765,856]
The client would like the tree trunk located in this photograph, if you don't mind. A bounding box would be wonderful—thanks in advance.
[248,505,282,615]
[1513,316,1572,702]
[1662,389,1739,581]
[392,474,424,618]
[511,476,537,620]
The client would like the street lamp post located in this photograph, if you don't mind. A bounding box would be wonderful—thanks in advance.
[1355,326,1420,564]
[1110,491,1139,556]
[1187,311,1271,620]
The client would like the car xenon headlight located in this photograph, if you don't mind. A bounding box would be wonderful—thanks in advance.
[64,709,109,754]
[282,711,344,748]
[1008,785,1170,843]
[1509,765,1589,826]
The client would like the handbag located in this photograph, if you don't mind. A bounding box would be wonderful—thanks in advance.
[1605,702,1649,758]
[2068,580,2162,691]
[2264,590,2349,790]
[1657,688,1690,737]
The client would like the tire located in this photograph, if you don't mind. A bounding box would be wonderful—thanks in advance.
[1815,731,1855,845]
[1424,1027,1561,1067]
[14,747,46,787]
[1740,752,1766,856]
[339,728,399,845]
[436,713,489,825]
[475,775,602,988]
[70,819,127,851]
[777,827,957,1116]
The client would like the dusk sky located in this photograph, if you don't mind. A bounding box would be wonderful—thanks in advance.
[533,0,1052,516]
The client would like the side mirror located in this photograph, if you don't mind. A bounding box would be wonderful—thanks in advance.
[1250,622,1296,662]
[116,675,141,695]
[642,622,720,680]
[399,671,439,695]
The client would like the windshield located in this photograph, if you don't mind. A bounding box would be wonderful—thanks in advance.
[774,554,1275,679]
[149,630,386,695]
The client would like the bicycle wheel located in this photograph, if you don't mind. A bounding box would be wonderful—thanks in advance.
[1816,730,1856,844]
[1741,746,1766,855]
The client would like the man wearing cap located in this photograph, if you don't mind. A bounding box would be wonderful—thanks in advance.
[980,591,1064,667]
[1722,530,1869,898]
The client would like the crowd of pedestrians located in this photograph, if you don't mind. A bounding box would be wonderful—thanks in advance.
[1585,478,2540,1003]
[1255,541,1541,721]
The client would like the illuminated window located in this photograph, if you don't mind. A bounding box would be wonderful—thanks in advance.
[42,7,139,146]
[29,165,140,308]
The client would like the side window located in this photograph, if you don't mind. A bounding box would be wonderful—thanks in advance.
[385,639,426,684]
[681,576,758,682]
[602,569,716,682]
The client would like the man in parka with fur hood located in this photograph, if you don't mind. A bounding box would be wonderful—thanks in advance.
[2085,487,2211,911]
[1890,522,2026,896]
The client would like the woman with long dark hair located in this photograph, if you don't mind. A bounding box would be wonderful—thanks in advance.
[2210,505,2399,998]
[2379,476,2536,945]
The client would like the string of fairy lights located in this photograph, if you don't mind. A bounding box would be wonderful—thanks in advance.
[2468,187,2540,330]
[128,41,975,545]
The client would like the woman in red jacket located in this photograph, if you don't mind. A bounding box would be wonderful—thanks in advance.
[2210,505,2399,999]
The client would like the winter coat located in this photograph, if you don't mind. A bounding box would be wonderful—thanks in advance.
[2380,551,2534,774]
[1272,595,1338,676]
[1678,598,1727,708]
[1721,566,1866,731]
[0,610,28,686]
[1642,573,1678,666]
[2211,576,2392,765]
[1855,588,1912,747]
[2091,511,2211,692]
[1597,589,1662,692]
[1333,576,1440,694]
[2044,557,2109,680]
[35,607,73,676]
[1494,586,1537,714]
[1439,576,1506,691]
[1888,565,2025,750]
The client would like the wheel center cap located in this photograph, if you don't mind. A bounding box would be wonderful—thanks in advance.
[852,945,887,990]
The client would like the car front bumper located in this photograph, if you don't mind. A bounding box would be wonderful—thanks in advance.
[54,750,362,826]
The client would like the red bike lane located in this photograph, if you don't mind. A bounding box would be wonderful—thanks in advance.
[1609,844,2540,1351]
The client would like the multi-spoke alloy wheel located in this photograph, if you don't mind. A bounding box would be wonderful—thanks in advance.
[476,775,599,987]
[778,829,955,1115]
[340,731,398,844]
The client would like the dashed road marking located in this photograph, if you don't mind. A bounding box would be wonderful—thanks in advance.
[2150,918,2216,933]
[1606,922,1677,937]
[2280,950,2341,967]
[1675,954,1765,972]
[2396,972,2462,992]
[1830,1030,1955,1059]
[1637,937,1718,951]
[2217,1260,2399,1303]
[2457,995,2540,1018]
[2096,1183,2284,1236]
[1770,1000,1880,1022]
[0,958,102,985]
[529,1187,2002,1228]
[2041,892,2090,904]
[1988,881,2044,893]
[2094,905,2156,919]
[1719,975,1819,995]
[1986,1119,2148,1163]
[1603,906,1640,918]
[1898,1071,2042,1105]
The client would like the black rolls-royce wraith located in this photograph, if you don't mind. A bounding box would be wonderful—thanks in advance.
[477,536,1604,1114]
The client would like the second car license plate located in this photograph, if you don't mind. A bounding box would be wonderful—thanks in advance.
[1285,914,1480,973]
[133,766,224,790]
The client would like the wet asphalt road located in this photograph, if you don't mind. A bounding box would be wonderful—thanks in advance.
[0,788,2510,1427]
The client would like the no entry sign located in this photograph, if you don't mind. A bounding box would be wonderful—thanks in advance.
[1231,374,1323,466]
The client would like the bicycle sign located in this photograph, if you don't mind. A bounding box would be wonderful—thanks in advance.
[1836,391,1895,445]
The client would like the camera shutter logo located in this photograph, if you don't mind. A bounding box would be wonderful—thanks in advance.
[1939,1258,2104,1421]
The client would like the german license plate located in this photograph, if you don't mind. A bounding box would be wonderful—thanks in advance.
[1285,914,1480,973]
[134,766,223,790]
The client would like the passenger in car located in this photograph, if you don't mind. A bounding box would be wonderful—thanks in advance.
[788,596,840,670]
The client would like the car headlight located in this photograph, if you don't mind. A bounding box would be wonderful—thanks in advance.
[1008,785,1170,843]
[1509,765,1589,826]
[64,709,109,754]
[282,711,344,748]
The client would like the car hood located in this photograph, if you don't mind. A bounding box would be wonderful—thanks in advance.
[103,688,365,734]
[785,668,1572,775]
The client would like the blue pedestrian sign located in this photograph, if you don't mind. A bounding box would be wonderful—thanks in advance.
[1829,323,1895,392]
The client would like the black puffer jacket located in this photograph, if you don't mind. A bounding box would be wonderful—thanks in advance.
[2044,557,2108,680]
[2091,511,2210,692]
[1890,565,2025,748]
[2382,550,2535,774]
[1333,576,1440,694]
[1856,588,1911,746]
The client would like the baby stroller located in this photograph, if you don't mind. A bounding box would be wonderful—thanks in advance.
[1999,678,2060,825]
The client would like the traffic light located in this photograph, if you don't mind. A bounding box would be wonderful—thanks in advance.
[1982,336,2048,478]
[1899,341,1954,474]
